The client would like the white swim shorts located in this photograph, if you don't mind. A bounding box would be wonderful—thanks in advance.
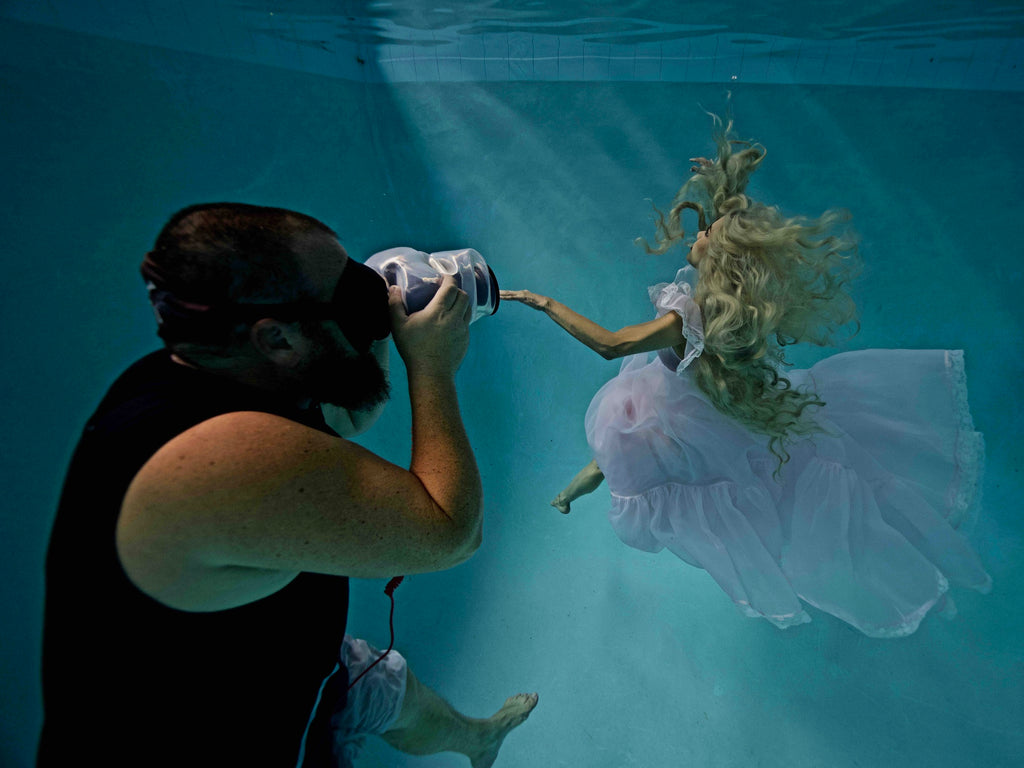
[331,635,408,767]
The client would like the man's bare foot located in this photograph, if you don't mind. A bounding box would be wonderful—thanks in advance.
[550,494,571,514]
[468,693,539,768]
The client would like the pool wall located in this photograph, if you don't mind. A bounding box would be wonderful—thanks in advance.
[1,8,1022,767]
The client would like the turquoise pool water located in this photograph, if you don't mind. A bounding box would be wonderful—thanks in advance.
[2,3,1022,766]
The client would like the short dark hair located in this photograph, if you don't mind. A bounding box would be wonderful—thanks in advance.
[149,202,337,303]
[143,203,338,351]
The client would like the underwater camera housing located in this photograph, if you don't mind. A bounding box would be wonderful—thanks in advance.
[364,247,499,324]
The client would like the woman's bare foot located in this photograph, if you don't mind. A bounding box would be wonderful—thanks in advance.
[550,460,604,515]
[468,693,539,768]
[550,494,571,514]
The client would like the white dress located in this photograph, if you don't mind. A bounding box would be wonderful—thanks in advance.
[585,267,991,637]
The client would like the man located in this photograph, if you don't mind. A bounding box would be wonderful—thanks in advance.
[38,203,536,767]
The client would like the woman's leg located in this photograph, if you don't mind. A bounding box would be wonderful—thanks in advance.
[551,459,604,514]
[380,668,538,768]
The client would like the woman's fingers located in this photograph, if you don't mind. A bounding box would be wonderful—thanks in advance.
[499,289,530,302]
[499,289,546,310]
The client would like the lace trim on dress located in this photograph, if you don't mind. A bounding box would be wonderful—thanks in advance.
[609,467,959,638]
[835,573,950,639]
[648,267,705,374]
[944,350,985,532]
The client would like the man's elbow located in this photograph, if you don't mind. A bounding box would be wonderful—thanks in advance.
[464,523,483,557]
[454,519,483,562]
[438,519,482,570]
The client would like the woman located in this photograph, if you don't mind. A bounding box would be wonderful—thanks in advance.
[501,114,990,637]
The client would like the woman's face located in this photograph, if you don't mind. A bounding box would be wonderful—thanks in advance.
[687,217,722,268]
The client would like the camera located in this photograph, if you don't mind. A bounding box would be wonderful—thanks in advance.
[365,247,499,324]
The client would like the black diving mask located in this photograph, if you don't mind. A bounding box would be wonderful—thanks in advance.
[141,254,391,353]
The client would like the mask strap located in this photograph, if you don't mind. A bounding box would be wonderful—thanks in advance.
[140,252,219,333]
[140,252,176,287]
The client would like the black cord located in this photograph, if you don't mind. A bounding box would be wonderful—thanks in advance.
[346,576,404,692]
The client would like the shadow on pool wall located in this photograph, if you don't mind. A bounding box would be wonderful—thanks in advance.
[2,15,1022,768]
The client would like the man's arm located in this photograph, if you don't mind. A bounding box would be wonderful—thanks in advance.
[116,277,482,611]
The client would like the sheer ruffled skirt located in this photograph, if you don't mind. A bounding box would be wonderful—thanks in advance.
[585,349,990,637]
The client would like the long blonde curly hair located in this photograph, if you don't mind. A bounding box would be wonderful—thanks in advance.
[640,112,861,466]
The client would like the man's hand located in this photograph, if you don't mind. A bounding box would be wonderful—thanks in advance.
[390,275,472,378]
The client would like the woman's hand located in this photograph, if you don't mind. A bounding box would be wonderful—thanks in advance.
[499,289,549,312]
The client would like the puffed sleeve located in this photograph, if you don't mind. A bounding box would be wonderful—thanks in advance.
[647,266,704,373]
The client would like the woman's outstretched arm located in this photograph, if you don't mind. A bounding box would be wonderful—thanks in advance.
[500,289,683,360]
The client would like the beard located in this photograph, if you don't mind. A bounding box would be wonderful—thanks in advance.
[298,322,391,411]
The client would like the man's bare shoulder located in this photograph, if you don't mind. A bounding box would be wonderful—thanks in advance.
[121,410,362,512]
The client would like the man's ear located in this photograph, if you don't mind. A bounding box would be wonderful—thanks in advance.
[250,319,308,367]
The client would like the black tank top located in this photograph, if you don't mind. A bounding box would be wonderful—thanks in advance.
[38,351,350,767]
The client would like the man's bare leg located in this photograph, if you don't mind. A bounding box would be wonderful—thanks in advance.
[551,459,604,514]
[381,669,538,768]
